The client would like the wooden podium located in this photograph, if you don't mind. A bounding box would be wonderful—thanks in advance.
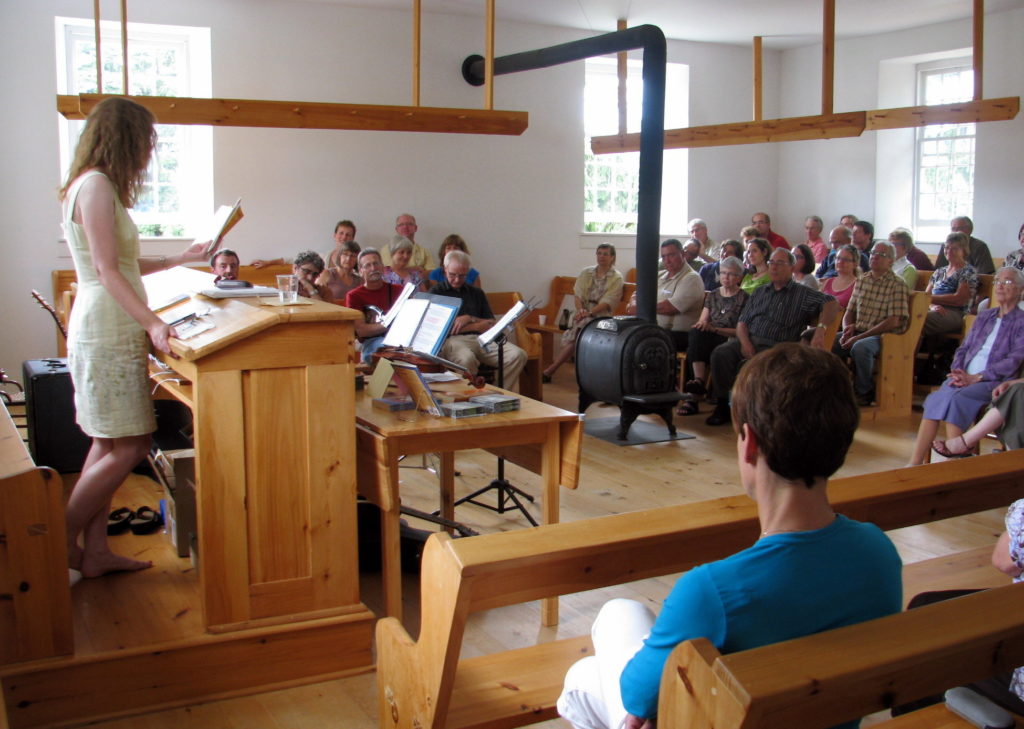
[1,269,375,728]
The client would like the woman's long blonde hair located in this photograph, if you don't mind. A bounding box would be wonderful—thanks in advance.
[59,97,157,208]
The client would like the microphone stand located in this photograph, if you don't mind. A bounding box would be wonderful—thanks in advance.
[451,331,538,526]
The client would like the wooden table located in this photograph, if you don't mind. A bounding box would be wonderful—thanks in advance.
[355,385,582,625]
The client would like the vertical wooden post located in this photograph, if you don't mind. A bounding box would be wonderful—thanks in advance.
[822,0,835,114]
[120,0,128,93]
[617,18,627,136]
[752,36,763,121]
[484,0,495,111]
[93,0,102,93]
[412,0,421,106]
[973,0,984,100]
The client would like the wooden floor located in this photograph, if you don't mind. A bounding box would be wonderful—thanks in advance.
[42,368,1010,729]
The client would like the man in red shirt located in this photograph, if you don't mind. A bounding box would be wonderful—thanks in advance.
[345,249,405,363]
[752,212,790,250]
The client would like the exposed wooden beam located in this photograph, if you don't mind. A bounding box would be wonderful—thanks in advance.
[974,0,984,100]
[57,94,529,135]
[93,0,102,92]
[591,112,866,153]
[120,0,128,92]
[822,0,835,115]
[866,97,1017,130]
[485,0,495,110]
[412,0,421,105]
[752,36,763,121]
[617,19,627,136]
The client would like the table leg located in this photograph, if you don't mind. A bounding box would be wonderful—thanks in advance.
[540,422,560,626]
[439,451,455,531]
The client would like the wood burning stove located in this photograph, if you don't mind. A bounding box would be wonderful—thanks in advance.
[575,316,683,439]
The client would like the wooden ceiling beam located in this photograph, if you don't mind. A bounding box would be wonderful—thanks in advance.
[57,93,528,135]
[866,97,1018,130]
[591,111,866,153]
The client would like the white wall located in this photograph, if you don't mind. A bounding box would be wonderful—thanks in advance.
[776,8,1024,253]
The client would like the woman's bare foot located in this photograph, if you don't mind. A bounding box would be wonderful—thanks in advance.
[80,551,152,578]
[68,543,84,571]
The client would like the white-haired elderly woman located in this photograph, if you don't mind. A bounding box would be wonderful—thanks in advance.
[910,267,1024,465]
[384,236,428,291]
[679,256,748,415]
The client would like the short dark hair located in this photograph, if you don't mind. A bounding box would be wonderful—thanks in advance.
[438,234,469,261]
[661,238,683,252]
[792,243,816,275]
[597,242,617,259]
[721,239,744,259]
[732,344,859,486]
[334,219,357,235]
[210,248,239,268]
[854,220,874,239]
[746,237,772,261]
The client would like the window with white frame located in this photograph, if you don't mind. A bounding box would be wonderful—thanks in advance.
[583,57,688,235]
[56,18,212,239]
[914,59,975,242]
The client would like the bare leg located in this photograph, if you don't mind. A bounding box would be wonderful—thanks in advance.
[543,339,576,379]
[691,362,708,385]
[67,438,112,571]
[66,434,154,578]
[909,418,941,465]
[941,408,1006,454]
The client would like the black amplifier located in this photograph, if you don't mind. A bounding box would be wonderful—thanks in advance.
[22,358,91,473]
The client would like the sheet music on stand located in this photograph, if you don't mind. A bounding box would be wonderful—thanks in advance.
[477,298,536,348]
[380,283,417,328]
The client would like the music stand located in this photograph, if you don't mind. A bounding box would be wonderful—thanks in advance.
[452,310,539,526]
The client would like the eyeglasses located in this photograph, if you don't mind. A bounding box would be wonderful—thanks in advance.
[298,266,320,275]
[869,251,892,258]
[446,271,469,280]
[995,279,1020,287]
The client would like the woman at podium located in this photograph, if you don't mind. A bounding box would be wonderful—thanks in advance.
[58,97,213,578]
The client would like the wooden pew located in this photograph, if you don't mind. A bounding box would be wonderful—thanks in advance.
[0,405,72,669]
[376,451,1024,729]
[525,276,577,366]
[868,290,931,419]
[484,291,544,401]
[659,582,1024,729]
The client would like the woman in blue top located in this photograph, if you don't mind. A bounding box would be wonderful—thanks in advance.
[557,344,903,729]
[923,232,979,337]
[428,234,482,288]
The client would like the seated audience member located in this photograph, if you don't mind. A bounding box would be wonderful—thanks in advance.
[816,225,867,278]
[909,266,1024,465]
[1004,222,1024,272]
[384,213,434,269]
[292,250,330,300]
[751,211,790,249]
[683,239,703,272]
[706,248,837,425]
[839,213,858,229]
[318,240,362,302]
[210,248,240,282]
[345,249,406,364]
[689,218,718,263]
[805,215,828,263]
[923,232,979,337]
[324,219,357,267]
[792,243,820,290]
[626,239,704,352]
[936,216,996,274]
[888,227,920,289]
[739,225,759,247]
[900,229,935,272]
[384,237,428,291]
[679,256,747,416]
[821,244,860,309]
[699,239,744,291]
[544,244,623,381]
[428,234,482,288]
[834,241,910,406]
[851,220,875,258]
[557,344,902,729]
[739,238,772,295]
[934,378,1024,456]
[429,250,527,391]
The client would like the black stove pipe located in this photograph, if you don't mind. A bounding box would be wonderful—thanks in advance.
[462,24,666,323]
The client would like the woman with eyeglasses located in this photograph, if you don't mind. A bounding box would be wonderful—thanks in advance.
[910,267,1024,465]
[923,232,978,337]
[820,244,859,309]
[1004,222,1024,272]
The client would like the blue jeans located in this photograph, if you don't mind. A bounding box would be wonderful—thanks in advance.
[834,335,881,397]
[360,336,385,364]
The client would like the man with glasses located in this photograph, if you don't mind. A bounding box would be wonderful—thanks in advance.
[834,241,910,406]
[292,250,329,300]
[383,213,435,270]
[706,248,837,425]
[751,212,790,250]
[345,248,405,363]
[429,250,526,391]
[816,225,869,279]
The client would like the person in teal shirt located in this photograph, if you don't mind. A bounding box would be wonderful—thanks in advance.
[558,344,903,729]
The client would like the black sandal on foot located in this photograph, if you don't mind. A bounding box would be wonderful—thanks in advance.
[932,436,974,459]
[676,401,700,416]
[683,379,707,397]
[107,507,135,535]
[129,506,164,535]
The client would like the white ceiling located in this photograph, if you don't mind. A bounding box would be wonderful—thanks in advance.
[308,0,1023,49]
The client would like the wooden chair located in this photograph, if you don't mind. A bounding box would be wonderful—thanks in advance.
[525,276,577,366]
[870,290,931,418]
[0,405,72,668]
[485,291,544,401]
[375,452,1024,729]
[659,582,1024,729]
